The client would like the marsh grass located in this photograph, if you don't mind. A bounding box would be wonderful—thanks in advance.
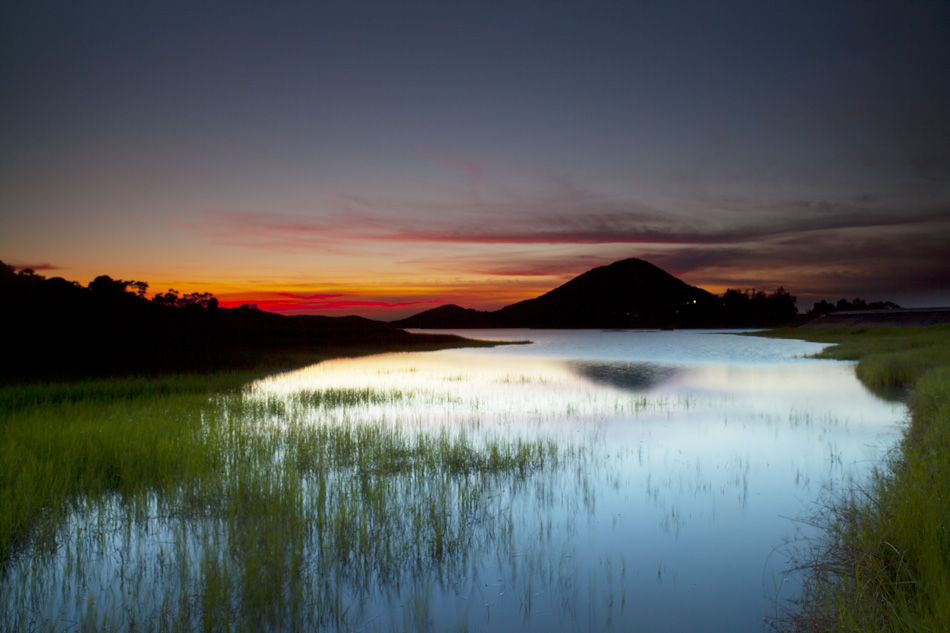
[1,371,567,632]
[762,324,950,399]
[758,326,950,631]
[0,387,219,567]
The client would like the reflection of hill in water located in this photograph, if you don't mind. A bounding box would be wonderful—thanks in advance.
[567,360,678,392]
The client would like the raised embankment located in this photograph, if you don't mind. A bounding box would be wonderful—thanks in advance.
[803,307,950,328]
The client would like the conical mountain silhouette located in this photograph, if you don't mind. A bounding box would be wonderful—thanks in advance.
[393,258,718,328]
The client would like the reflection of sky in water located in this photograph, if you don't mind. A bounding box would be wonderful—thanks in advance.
[245,331,904,632]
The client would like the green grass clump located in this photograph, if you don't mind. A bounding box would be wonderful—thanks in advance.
[757,325,950,631]
[291,386,408,409]
[0,389,220,567]
[0,373,244,415]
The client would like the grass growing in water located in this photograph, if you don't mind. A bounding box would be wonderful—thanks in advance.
[0,368,565,631]
[757,325,950,631]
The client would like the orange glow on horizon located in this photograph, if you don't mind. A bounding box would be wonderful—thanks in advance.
[134,275,555,321]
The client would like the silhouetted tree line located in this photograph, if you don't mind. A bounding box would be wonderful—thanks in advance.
[152,288,219,310]
[0,261,449,381]
[87,274,222,310]
[88,275,148,297]
[717,287,799,327]
[1,262,52,285]
[808,298,901,316]
[0,264,225,310]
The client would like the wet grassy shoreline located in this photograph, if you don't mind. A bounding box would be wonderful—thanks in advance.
[1,338,577,632]
[1,336,512,567]
[755,325,950,631]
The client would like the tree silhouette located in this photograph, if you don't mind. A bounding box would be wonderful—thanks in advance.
[808,297,900,316]
[152,288,181,306]
[0,261,47,289]
[152,288,218,309]
[837,298,868,311]
[88,275,149,297]
[180,292,218,310]
[720,287,798,325]
[129,280,148,297]
[765,286,797,322]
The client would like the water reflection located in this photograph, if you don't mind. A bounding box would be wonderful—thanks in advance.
[568,360,679,392]
[2,331,904,633]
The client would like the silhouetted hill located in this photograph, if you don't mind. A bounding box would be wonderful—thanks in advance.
[496,258,718,327]
[394,258,721,329]
[394,304,499,329]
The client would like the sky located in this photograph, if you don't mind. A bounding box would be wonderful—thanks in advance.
[2,1,948,319]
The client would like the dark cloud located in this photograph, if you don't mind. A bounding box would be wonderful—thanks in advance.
[910,142,950,182]
[173,195,944,253]
[457,254,614,279]
[637,216,950,306]
[11,261,64,272]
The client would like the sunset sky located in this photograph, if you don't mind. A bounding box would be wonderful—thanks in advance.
[2,1,948,319]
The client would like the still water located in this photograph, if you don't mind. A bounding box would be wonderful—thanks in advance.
[5,330,903,632]
[251,329,903,631]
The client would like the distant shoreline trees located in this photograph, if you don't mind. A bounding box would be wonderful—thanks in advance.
[1,263,220,311]
[808,297,901,316]
[720,287,798,325]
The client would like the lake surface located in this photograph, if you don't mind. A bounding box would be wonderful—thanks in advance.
[4,330,904,632]
[254,329,903,631]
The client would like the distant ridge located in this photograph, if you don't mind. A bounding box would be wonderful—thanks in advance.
[393,258,720,329]
[395,304,499,329]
